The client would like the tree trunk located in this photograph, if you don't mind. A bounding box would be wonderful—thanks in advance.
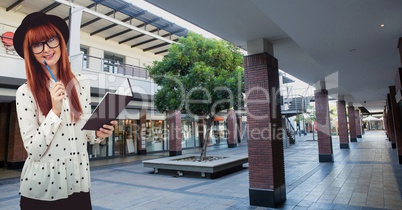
[199,118,214,161]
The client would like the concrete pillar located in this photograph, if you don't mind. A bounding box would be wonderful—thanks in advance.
[355,109,362,138]
[68,5,84,71]
[315,89,334,162]
[227,109,237,148]
[337,100,349,149]
[348,105,357,142]
[244,52,285,208]
[387,94,397,148]
[138,109,147,155]
[389,86,402,163]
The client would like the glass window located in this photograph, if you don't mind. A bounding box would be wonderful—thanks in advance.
[104,52,124,73]
[146,120,166,152]
[181,114,199,148]
[113,119,138,157]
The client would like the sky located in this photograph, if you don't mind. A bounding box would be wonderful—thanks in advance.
[125,0,221,40]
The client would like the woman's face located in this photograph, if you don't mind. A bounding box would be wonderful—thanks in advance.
[32,36,61,68]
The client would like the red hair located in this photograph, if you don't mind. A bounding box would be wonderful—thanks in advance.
[23,23,82,122]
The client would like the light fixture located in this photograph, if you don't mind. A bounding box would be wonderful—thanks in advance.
[379,24,385,28]
[349,49,357,52]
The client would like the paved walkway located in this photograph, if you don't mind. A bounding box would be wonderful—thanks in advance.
[1,130,402,209]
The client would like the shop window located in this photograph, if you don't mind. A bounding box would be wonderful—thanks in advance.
[146,120,167,152]
[114,119,138,157]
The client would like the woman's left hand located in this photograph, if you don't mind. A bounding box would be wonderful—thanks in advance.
[96,121,117,139]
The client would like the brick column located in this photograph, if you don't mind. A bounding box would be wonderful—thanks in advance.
[245,52,285,207]
[7,101,26,169]
[348,106,357,142]
[168,110,182,156]
[355,110,362,138]
[138,109,147,155]
[337,100,349,149]
[315,89,334,162]
[389,86,402,163]
[383,107,389,139]
[387,94,397,148]
[227,109,237,148]
[394,68,402,163]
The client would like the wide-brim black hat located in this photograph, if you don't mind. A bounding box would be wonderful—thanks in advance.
[14,12,69,58]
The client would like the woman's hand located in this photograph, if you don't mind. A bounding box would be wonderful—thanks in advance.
[96,121,117,140]
[50,82,66,117]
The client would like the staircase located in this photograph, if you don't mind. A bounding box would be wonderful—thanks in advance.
[286,128,295,144]
[281,96,310,116]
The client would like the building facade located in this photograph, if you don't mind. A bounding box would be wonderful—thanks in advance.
[0,0,236,169]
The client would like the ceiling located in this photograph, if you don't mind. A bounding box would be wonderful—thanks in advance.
[0,0,187,56]
[146,0,402,113]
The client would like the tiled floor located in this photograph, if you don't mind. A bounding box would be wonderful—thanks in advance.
[1,130,401,209]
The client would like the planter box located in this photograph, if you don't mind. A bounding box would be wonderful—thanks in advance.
[143,154,248,179]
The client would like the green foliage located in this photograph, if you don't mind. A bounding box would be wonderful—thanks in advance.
[294,114,304,123]
[305,105,316,123]
[147,32,245,119]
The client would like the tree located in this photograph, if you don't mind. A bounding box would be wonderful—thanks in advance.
[305,105,316,140]
[147,32,244,161]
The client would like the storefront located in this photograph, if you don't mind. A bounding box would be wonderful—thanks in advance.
[145,119,168,152]
[212,117,228,145]
[87,110,231,159]
[88,109,169,159]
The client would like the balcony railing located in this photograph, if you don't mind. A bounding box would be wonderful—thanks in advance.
[83,55,149,79]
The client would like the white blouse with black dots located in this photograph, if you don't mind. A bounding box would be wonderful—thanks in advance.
[16,73,100,201]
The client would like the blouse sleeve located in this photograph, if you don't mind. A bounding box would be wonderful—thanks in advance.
[16,85,62,161]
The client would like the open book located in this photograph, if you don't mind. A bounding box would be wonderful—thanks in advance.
[82,78,134,130]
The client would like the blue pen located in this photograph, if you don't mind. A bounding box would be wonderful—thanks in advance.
[43,60,57,82]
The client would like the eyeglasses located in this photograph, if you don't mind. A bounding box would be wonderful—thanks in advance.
[31,36,60,54]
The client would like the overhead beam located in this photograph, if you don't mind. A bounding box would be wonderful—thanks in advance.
[119,23,174,44]
[54,0,175,44]
[131,38,157,48]
[143,39,178,52]
[94,17,132,37]
[154,49,168,55]
[39,2,61,13]
[6,0,24,12]
[106,29,131,40]
[82,9,115,28]
[63,3,96,22]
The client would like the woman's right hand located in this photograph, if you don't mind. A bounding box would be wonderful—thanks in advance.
[50,82,66,117]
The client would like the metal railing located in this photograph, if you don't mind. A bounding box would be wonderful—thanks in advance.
[83,55,149,79]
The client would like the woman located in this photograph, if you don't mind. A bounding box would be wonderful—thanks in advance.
[14,12,115,209]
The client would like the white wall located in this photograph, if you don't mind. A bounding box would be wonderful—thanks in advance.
[80,32,163,68]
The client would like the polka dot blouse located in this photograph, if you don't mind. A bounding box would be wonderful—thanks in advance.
[16,73,99,201]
